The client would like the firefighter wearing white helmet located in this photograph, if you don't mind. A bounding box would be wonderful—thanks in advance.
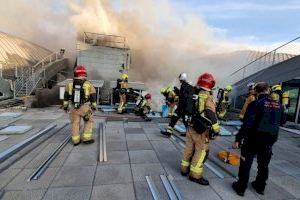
[239,82,256,120]
[161,72,195,137]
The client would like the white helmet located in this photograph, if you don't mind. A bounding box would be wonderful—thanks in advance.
[247,82,255,89]
[179,73,187,81]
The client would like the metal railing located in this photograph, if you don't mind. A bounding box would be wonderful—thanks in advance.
[229,36,300,85]
[14,49,65,96]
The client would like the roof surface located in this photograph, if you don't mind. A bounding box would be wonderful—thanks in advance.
[0,108,299,200]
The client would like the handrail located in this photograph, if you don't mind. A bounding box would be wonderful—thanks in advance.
[14,49,65,96]
[229,36,300,77]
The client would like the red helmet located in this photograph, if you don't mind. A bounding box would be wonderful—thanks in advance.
[74,65,87,77]
[197,73,215,90]
[145,93,151,99]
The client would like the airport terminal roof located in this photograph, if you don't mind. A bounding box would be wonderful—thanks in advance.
[0,32,52,70]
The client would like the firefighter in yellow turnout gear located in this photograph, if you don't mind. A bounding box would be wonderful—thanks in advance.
[63,65,97,146]
[239,83,256,120]
[117,73,129,114]
[271,84,289,113]
[181,73,220,186]
[217,85,232,119]
[160,87,178,117]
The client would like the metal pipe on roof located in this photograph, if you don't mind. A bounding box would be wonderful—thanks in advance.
[145,176,161,200]
[160,175,178,200]
[28,134,71,181]
[0,124,56,164]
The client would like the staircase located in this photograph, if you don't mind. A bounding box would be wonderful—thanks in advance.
[14,50,65,97]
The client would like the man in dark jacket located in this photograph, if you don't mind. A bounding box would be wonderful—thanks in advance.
[161,73,195,137]
[232,82,285,196]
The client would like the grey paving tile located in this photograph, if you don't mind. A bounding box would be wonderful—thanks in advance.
[175,179,222,200]
[106,122,124,128]
[129,150,159,164]
[271,175,300,198]
[127,140,153,150]
[131,163,165,182]
[124,122,141,128]
[145,132,168,141]
[124,128,144,134]
[143,127,162,134]
[151,140,181,163]
[5,168,59,190]
[0,169,21,189]
[94,164,132,185]
[104,151,129,165]
[64,151,97,167]
[42,186,92,200]
[71,141,98,152]
[91,183,135,200]
[126,133,147,141]
[106,130,126,142]
[51,166,96,187]
[106,141,127,151]
[134,180,169,200]
[209,178,260,200]
[161,161,186,181]
[2,189,46,200]
[250,179,296,200]
[270,160,300,175]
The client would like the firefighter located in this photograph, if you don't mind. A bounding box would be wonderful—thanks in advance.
[239,82,256,120]
[181,73,220,186]
[161,73,194,137]
[63,65,97,146]
[271,84,289,113]
[217,85,232,119]
[134,93,152,121]
[117,73,129,114]
[160,86,178,117]
[232,82,285,196]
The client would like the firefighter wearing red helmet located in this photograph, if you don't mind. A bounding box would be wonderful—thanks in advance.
[63,65,97,146]
[181,73,220,186]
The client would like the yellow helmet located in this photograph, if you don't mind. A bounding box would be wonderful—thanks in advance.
[225,85,232,91]
[121,73,128,80]
[272,84,282,92]
[160,87,172,94]
[160,87,166,94]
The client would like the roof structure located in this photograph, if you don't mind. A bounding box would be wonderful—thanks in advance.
[0,108,299,200]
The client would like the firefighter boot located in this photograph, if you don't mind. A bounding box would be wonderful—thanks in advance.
[161,126,173,137]
[232,182,245,196]
[189,176,209,186]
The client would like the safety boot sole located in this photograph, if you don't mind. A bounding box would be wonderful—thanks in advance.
[232,182,245,196]
[251,181,264,195]
[189,176,209,186]
[82,139,95,144]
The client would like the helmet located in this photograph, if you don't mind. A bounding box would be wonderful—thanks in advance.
[160,87,172,94]
[196,73,215,90]
[160,87,166,94]
[145,93,151,99]
[272,84,282,92]
[74,65,87,77]
[225,85,232,91]
[179,73,187,81]
[121,73,129,80]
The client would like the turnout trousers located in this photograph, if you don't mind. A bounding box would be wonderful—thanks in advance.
[181,127,209,179]
[70,104,94,144]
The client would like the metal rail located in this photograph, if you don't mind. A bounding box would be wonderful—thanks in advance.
[167,175,183,200]
[0,125,56,164]
[99,122,103,162]
[145,176,161,200]
[98,122,107,162]
[28,134,71,181]
[160,175,178,200]
[103,123,107,162]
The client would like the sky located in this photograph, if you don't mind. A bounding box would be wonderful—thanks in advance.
[111,0,300,45]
